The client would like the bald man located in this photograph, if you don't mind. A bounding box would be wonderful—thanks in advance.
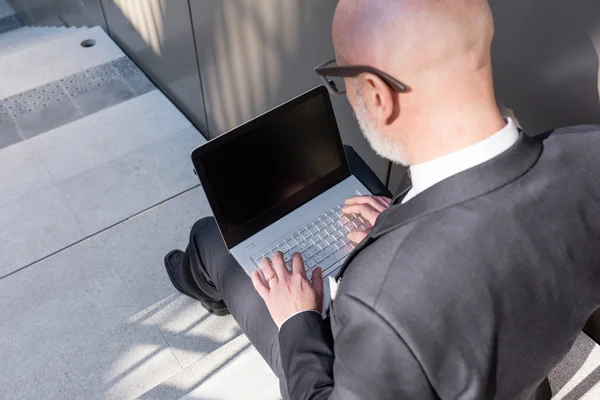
[165,0,600,399]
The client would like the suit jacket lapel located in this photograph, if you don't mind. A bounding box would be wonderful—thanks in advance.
[336,133,542,279]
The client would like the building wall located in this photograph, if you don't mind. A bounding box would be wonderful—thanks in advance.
[389,0,600,193]
[100,0,208,133]
[8,0,600,189]
[491,0,600,134]
[189,0,390,181]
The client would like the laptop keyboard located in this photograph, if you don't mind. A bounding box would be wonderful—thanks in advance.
[251,203,371,280]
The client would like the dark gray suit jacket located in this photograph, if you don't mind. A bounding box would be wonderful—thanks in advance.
[279,126,600,400]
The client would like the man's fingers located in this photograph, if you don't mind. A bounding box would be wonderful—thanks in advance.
[291,253,306,277]
[345,196,388,212]
[348,230,368,243]
[251,270,269,299]
[311,267,324,299]
[376,196,392,206]
[343,203,380,224]
[271,251,289,277]
[260,257,276,282]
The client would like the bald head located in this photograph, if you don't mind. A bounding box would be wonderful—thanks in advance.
[333,0,495,83]
[332,0,505,166]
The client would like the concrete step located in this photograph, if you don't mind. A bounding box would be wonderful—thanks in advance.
[0,26,88,59]
[0,26,123,98]
[0,89,204,277]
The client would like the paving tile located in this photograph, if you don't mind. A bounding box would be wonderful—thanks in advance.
[71,77,136,116]
[93,186,212,309]
[550,333,597,394]
[0,119,21,148]
[126,71,157,96]
[138,335,254,400]
[63,61,136,115]
[0,304,182,400]
[0,185,85,277]
[4,81,68,117]
[60,126,205,235]
[31,90,194,182]
[0,15,18,34]
[0,138,56,207]
[0,27,123,97]
[0,238,142,388]
[183,346,281,400]
[550,333,600,399]
[111,57,156,95]
[0,27,87,59]
[13,84,82,138]
[147,294,242,369]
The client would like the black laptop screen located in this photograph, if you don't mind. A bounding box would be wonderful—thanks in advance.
[193,87,349,248]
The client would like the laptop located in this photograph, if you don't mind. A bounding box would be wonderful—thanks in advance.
[191,85,372,282]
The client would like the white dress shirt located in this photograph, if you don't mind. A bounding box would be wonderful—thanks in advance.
[280,118,520,329]
[402,118,519,203]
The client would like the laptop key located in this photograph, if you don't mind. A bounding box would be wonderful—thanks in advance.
[304,247,316,259]
[334,238,346,249]
[308,225,319,234]
[318,254,341,273]
[288,246,300,255]
[297,242,309,253]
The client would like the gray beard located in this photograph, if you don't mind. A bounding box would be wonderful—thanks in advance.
[354,94,409,166]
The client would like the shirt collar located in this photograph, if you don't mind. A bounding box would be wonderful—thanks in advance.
[403,118,520,203]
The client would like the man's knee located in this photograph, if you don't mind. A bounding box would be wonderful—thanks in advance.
[190,217,220,247]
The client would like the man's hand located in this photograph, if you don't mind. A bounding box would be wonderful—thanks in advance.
[251,252,324,328]
[343,195,392,243]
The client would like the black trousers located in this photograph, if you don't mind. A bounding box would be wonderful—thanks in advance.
[174,146,392,398]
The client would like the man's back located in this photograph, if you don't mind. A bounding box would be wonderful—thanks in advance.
[330,126,600,399]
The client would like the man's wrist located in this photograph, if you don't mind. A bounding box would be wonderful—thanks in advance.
[278,309,321,330]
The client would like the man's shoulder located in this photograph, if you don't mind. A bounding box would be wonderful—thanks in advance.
[538,124,600,150]
[338,207,503,306]
[542,124,600,137]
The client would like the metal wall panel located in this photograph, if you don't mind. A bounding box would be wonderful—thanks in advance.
[388,0,600,193]
[491,0,600,134]
[100,0,208,134]
[190,0,391,182]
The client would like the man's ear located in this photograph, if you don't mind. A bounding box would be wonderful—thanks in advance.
[363,73,399,126]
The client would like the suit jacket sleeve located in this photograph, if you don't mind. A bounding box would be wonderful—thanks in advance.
[279,294,436,400]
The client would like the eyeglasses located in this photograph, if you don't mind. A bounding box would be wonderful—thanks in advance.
[315,58,409,95]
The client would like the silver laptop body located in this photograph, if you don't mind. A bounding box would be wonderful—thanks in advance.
[191,86,372,282]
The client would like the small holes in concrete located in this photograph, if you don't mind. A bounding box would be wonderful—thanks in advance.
[81,39,96,48]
